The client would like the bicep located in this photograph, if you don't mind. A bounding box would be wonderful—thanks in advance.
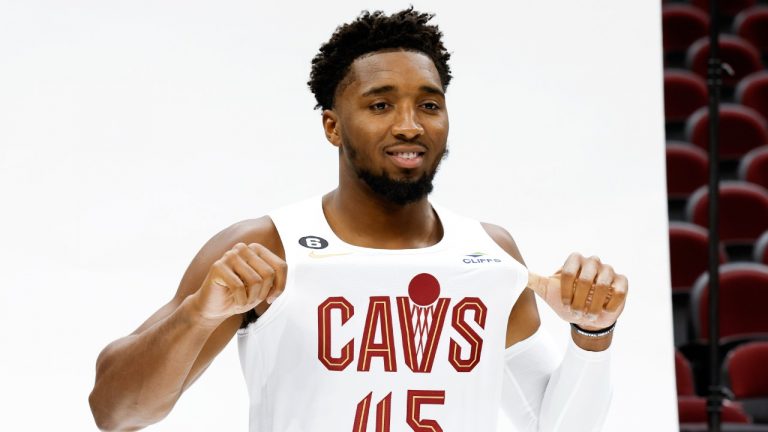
[128,219,255,336]
[121,217,279,385]
[506,289,540,347]
[480,222,541,347]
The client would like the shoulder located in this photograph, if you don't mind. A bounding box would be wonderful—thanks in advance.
[182,216,285,328]
[480,222,540,345]
[177,216,285,301]
[480,222,525,267]
[218,216,285,261]
[432,203,525,265]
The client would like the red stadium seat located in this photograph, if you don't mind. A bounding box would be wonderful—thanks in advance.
[665,70,708,123]
[755,231,768,265]
[723,341,768,423]
[686,35,762,87]
[691,0,758,18]
[666,143,709,199]
[725,341,768,398]
[663,5,710,55]
[669,222,728,345]
[690,263,768,341]
[687,182,768,244]
[736,71,768,122]
[676,350,697,396]
[739,146,768,190]
[678,396,751,423]
[734,6,768,54]
[685,104,768,160]
[669,222,727,293]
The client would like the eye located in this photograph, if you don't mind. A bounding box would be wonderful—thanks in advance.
[422,102,440,111]
[369,102,389,111]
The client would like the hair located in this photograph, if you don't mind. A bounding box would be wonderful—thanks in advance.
[308,7,452,111]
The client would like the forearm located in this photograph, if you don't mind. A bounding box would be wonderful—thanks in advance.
[89,296,222,431]
[537,337,612,431]
[501,328,559,431]
[501,328,612,432]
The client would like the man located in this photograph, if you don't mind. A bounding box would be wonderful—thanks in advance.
[89,8,627,431]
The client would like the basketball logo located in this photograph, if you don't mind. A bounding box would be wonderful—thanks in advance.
[408,273,440,306]
[408,273,441,366]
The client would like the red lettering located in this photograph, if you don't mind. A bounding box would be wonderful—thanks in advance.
[358,296,397,372]
[352,392,391,432]
[406,390,445,432]
[318,296,354,371]
[353,392,372,432]
[397,297,451,373]
[376,392,392,432]
[448,297,487,372]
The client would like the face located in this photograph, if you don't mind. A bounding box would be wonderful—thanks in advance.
[322,50,449,205]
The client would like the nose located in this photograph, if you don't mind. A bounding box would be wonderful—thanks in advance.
[391,106,424,141]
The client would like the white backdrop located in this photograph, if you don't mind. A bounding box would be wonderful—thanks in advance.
[0,0,675,430]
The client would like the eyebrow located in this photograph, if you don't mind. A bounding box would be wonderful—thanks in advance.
[419,85,445,97]
[360,85,445,98]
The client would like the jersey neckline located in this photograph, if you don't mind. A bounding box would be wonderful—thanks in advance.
[316,193,453,255]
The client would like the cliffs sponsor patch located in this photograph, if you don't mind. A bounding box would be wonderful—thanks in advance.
[463,252,501,264]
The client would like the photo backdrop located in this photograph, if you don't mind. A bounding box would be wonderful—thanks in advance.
[0,0,674,430]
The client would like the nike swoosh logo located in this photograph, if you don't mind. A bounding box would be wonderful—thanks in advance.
[308,251,353,259]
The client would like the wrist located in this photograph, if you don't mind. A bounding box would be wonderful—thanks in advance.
[570,322,615,352]
[180,294,228,330]
[571,322,616,337]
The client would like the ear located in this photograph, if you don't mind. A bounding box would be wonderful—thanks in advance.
[322,109,341,148]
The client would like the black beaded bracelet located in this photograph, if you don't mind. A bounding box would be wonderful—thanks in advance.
[571,322,616,338]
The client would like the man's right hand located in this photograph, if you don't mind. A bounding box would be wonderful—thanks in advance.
[188,242,287,326]
[89,218,285,431]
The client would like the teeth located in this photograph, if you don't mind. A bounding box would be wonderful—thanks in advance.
[394,152,419,160]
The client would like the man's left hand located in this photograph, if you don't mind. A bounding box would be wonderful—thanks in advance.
[527,252,628,331]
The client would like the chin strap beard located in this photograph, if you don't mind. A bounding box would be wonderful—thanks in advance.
[356,168,435,205]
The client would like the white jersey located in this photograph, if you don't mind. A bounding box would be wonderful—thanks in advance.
[237,195,529,432]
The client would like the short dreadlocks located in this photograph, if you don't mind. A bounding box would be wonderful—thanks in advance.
[308,7,452,111]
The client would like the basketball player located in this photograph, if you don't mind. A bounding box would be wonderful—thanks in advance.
[89,8,627,432]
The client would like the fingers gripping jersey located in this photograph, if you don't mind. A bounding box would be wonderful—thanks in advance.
[237,196,528,432]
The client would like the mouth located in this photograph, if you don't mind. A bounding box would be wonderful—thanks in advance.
[385,145,426,169]
[386,151,425,168]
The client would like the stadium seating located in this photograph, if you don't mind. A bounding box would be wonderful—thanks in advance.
[734,6,768,54]
[685,104,768,160]
[669,222,727,345]
[687,35,762,87]
[690,263,768,341]
[724,341,768,423]
[739,146,768,190]
[725,343,768,399]
[663,5,710,55]
[691,0,758,18]
[678,396,751,423]
[687,182,768,245]
[676,350,697,396]
[755,231,768,265]
[669,222,727,293]
[737,71,768,123]
[665,3,768,426]
[666,144,709,199]
[665,71,709,123]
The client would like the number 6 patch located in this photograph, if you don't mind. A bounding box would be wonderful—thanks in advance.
[299,235,329,250]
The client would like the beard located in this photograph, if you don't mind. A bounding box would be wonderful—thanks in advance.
[343,138,448,206]
[356,168,435,206]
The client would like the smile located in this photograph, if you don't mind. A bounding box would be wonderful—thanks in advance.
[386,151,425,169]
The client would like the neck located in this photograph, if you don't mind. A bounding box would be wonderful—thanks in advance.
[323,173,442,249]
